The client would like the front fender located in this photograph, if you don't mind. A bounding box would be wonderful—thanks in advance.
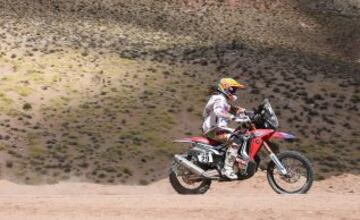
[271,131,296,140]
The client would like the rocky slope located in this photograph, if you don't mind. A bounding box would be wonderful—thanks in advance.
[0,0,358,185]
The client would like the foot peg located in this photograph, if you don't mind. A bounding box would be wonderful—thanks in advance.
[221,168,238,180]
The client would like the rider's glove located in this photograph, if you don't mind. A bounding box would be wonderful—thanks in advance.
[233,116,251,123]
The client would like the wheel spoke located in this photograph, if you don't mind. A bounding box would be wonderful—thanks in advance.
[174,163,204,189]
[271,157,309,193]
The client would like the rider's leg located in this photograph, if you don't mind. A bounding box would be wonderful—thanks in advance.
[206,128,239,179]
[222,143,240,179]
[206,128,229,143]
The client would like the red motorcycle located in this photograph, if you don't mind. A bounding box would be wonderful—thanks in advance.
[169,99,314,194]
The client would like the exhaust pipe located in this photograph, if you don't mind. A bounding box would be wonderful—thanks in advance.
[174,154,206,177]
[174,155,220,179]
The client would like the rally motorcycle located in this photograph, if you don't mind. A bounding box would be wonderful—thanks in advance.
[169,99,314,194]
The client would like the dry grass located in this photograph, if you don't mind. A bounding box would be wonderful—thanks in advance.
[0,0,358,184]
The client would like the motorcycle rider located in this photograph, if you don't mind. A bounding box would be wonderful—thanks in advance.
[202,78,249,179]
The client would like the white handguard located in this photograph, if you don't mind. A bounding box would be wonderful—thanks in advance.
[233,115,251,123]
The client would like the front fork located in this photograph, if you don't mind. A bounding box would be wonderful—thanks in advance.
[263,141,288,175]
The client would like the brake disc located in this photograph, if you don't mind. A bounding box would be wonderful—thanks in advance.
[182,175,196,185]
[280,168,301,183]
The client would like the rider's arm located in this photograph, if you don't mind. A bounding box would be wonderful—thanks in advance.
[213,97,235,120]
[230,105,246,115]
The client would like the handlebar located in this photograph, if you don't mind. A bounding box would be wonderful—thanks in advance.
[244,110,254,115]
[233,110,258,132]
[233,116,251,123]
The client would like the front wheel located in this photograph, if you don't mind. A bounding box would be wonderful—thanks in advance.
[267,151,314,194]
[169,158,211,194]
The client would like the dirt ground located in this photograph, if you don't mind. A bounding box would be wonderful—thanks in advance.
[0,172,358,220]
[0,2,358,219]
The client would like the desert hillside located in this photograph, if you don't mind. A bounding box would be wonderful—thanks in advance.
[0,0,358,185]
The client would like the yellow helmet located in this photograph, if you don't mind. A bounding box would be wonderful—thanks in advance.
[218,78,245,100]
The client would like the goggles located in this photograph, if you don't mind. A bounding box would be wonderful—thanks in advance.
[228,87,238,94]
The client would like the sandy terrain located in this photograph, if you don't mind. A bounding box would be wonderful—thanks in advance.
[0,172,359,220]
[0,2,358,219]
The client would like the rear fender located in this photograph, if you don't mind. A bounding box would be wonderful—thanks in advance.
[174,138,193,143]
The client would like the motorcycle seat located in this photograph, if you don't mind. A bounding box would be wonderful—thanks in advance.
[190,136,222,146]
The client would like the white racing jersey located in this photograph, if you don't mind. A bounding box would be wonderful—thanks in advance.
[202,94,234,134]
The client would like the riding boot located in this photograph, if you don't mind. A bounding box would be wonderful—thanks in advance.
[221,145,239,180]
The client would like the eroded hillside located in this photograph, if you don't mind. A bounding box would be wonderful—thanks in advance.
[0,0,358,184]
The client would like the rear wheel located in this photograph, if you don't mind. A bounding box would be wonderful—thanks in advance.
[267,151,314,194]
[169,157,211,194]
